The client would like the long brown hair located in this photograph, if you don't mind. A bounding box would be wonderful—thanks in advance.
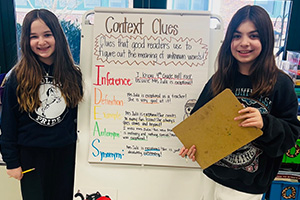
[14,9,83,112]
[212,5,278,97]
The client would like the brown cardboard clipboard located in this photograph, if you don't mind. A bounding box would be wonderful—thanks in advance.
[172,88,263,169]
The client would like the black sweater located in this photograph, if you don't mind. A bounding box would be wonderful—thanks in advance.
[0,65,78,169]
[191,71,300,194]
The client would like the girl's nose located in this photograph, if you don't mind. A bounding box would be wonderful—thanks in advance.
[240,37,250,46]
[38,37,46,45]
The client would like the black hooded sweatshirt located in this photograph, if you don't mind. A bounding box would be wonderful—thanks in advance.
[191,71,300,194]
[0,63,78,169]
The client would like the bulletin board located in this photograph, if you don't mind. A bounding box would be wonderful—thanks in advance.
[79,8,223,168]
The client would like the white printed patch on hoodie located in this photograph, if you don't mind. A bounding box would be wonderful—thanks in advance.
[29,76,68,127]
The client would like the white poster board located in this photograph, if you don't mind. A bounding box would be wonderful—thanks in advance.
[87,8,219,168]
[75,8,223,200]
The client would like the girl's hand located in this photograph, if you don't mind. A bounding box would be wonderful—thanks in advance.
[179,145,197,162]
[234,107,263,129]
[7,167,23,180]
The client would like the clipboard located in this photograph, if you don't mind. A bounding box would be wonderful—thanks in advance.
[172,89,263,169]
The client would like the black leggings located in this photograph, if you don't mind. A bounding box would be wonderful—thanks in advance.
[20,143,76,200]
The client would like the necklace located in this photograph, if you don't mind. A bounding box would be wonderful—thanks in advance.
[42,65,51,76]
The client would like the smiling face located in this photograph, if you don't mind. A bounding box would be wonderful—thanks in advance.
[30,19,56,65]
[231,20,262,75]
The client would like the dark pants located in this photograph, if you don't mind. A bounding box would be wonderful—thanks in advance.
[20,143,76,200]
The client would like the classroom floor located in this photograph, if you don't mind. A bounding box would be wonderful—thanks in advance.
[0,164,22,199]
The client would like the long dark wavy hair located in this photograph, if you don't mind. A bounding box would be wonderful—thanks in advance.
[14,9,83,112]
[211,5,279,97]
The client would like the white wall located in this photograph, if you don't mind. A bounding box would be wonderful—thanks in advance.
[0,165,22,199]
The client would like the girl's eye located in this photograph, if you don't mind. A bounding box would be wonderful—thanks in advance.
[232,34,241,39]
[45,33,53,37]
[250,34,260,39]
[30,35,37,39]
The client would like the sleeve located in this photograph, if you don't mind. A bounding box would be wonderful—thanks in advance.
[255,73,300,157]
[190,78,214,115]
[0,73,21,169]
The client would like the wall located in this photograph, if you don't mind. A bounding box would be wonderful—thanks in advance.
[0,165,22,199]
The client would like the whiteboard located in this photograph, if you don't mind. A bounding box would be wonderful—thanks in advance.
[79,8,223,168]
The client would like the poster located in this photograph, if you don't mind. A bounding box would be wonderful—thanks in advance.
[88,9,212,167]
